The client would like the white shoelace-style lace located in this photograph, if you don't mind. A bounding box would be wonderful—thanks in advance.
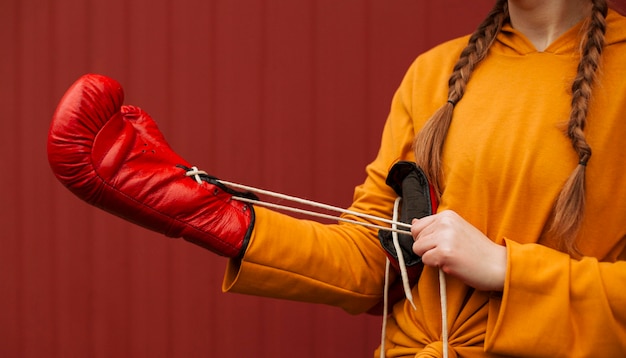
[185,167,449,357]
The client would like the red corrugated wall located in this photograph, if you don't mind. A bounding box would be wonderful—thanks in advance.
[2,0,625,357]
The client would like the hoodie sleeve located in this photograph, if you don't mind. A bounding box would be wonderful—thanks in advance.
[485,239,626,357]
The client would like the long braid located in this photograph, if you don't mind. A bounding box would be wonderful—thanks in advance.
[413,0,509,197]
[551,0,608,255]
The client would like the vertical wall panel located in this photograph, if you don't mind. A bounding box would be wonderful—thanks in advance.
[0,0,22,355]
[7,0,623,357]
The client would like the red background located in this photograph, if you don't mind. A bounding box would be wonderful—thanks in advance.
[2,0,625,357]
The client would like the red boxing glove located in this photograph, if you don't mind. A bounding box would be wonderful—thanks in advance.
[47,74,255,257]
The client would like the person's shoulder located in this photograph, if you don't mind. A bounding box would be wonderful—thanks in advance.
[408,35,471,74]
[606,8,626,46]
[424,35,472,57]
[396,35,471,93]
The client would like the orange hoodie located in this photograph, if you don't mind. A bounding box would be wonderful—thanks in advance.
[224,9,626,358]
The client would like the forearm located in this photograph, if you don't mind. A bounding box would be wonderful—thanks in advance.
[223,206,388,314]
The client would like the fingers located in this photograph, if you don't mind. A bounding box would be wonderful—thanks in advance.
[410,215,441,259]
[410,210,461,267]
[410,213,437,239]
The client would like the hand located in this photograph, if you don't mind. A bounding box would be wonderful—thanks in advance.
[411,210,507,291]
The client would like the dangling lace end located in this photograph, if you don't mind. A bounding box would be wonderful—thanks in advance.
[389,197,417,311]
[407,294,417,311]
[394,237,417,311]
[379,258,391,358]
[439,269,449,358]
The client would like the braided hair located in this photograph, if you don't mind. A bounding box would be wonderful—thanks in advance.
[412,0,609,256]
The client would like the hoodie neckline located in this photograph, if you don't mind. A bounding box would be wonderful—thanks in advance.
[495,8,626,56]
